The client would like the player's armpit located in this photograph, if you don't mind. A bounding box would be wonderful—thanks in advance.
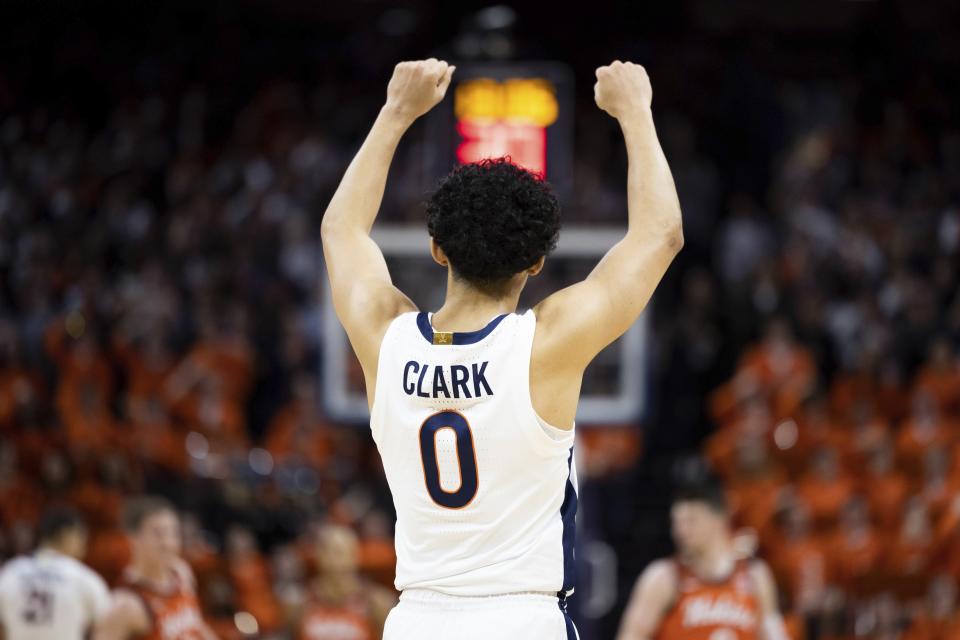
[615,559,678,640]
[322,230,416,373]
[533,229,681,372]
[93,591,150,640]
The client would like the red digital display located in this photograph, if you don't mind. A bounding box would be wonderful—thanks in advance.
[453,77,558,177]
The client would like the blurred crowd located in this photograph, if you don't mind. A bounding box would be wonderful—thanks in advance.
[675,64,960,640]
[1,3,960,640]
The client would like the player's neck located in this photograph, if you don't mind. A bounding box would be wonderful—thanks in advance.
[433,277,521,331]
[36,543,68,558]
[686,538,735,579]
[130,557,171,585]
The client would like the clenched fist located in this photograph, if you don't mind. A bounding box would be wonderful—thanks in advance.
[384,58,456,124]
[594,61,652,121]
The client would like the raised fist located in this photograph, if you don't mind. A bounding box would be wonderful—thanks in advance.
[385,58,455,123]
[594,61,652,120]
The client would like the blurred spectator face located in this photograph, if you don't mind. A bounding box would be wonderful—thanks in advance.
[132,508,181,566]
[40,451,70,490]
[783,501,812,539]
[927,338,952,370]
[929,575,958,620]
[0,444,18,483]
[226,526,257,560]
[271,544,304,583]
[840,498,870,530]
[911,391,937,423]
[293,373,317,410]
[671,501,726,556]
[735,437,768,474]
[811,447,839,480]
[923,447,948,482]
[12,522,34,556]
[764,318,793,349]
[867,445,894,475]
[901,499,931,541]
[315,525,359,576]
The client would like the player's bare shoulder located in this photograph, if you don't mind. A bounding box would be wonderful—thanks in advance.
[617,559,680,640]
[637,558,679,599]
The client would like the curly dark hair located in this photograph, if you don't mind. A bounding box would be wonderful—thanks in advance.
[427,158,561,294]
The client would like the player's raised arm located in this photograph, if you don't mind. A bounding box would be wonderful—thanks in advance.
[533,61,682,372]
[321,59,455,380]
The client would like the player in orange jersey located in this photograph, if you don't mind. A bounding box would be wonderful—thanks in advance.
[617,478,787,640]
[95,497,218,640]
[295,525,395,640]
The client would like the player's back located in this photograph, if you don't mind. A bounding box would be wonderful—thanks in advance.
[371,310,578,597]
[0,550,109,640]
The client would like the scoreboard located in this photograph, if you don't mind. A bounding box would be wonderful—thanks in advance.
[426,62,574,198]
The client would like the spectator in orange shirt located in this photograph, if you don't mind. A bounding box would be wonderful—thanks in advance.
[829,352,879,424]
[827,497,883,590]
[122,396,189,477]
[918,447,960,522]
[844,401,891,469]
[876,358,910,425]
[902,575,960,640]
[738,318,817,419]
[271,544,308,628]
[705,397,772,479]
[769,499,828,616]
[48,325,114,426]
[175,377,248,454]
[886,498,934,577]
[166,307,254,408]
[356,510,397,590]
[0,324,43,432]
[115,330,177,412]
[862,443,909,528]
[896,392,955,477]
[265,374,335,471]
[913,338,960,417]
[725,436,788,534]
[0,443,43,530]
[58,380,119,458]
[226,525,282,633]
[294,524,395,640]
[792,395,851,470]
[182,513,220,585]
[796,446,855,528]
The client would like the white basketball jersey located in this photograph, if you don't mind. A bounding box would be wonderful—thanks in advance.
[370,309,578,597]
[0,550,110,640]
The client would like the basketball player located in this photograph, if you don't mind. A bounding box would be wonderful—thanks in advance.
[94,497,218,640]
[0,507,110,640]
[321,58,683,638]
[295,525,395,640]
[616,479,788,640]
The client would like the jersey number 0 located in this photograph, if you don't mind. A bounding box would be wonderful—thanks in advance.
[418,411,478,509]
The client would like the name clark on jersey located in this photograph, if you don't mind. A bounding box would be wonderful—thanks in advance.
[402,361,493,399]
[682,595,755,629]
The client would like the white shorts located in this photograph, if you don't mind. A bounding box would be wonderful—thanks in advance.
[383,589,579,639]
